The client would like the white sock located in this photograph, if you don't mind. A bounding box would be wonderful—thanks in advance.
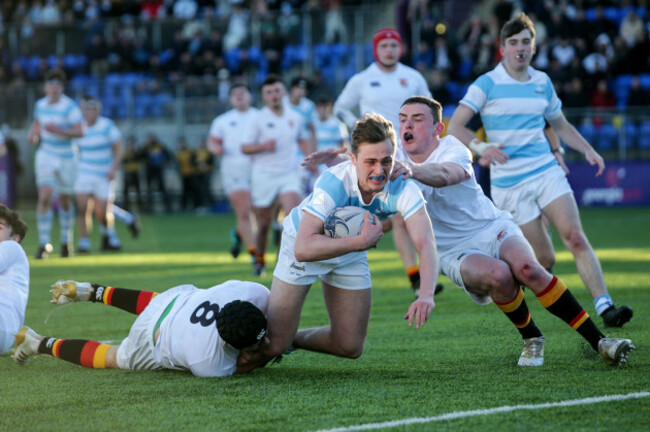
[595,294,614,315]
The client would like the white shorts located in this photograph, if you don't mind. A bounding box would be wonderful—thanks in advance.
[0,314,16,355]
[74,173,114,200]
[492,165,573,225]
[273,230,371,290]
[439,215,524,305]
[251,169,303,208]
[116,287,189,371]
[34,149,77,194]
[220,158,252,195]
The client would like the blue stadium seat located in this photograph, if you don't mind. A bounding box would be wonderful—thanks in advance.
[639,122,650,149]
[624,122,638,149]
[224,49,240,71]
[314,43,331,70]
[639,74,650,90]
[457,58,473,81]
[594,123,617,151]
[578,123,596,144]
[363,43,374,66]
[151,93,173,118]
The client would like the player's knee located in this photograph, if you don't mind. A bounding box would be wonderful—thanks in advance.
[563,229,589,254]
[337,342,364,359]
[484,262,514,291]
[516,260,547,286]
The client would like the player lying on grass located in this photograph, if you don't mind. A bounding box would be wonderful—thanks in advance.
[238,113,440,372]
[0,205,29,356]
[14,279,269,377]
[303,97,635,367]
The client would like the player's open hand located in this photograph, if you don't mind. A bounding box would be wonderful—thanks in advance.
[481,144,508,165]
[584,148,605,177]
[404,295,434,329]
[391,160,413,180]
[302,147,347,168]
[358,211,383,249]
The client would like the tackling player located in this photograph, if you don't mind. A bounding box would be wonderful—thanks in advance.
[14,279,269,378]
[333,28,437,297]
[28,69,83,258]
[448,13,632,328]
[394,96,633,366]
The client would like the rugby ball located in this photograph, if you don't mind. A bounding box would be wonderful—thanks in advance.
[323,206,376,238]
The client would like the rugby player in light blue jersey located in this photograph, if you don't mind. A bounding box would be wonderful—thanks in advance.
[448,12,632,328]
[28,69,83,259]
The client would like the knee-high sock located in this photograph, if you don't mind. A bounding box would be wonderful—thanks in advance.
[38,337,113,369]
[59,207,75,244]
[494,287,543,339]
[37,209,53,246]
[90,284,158,315]
[112,205,135,225]
[536,276,604,351]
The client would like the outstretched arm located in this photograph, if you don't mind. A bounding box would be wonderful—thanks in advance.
[393,160,469,187]
[403,208,438,328]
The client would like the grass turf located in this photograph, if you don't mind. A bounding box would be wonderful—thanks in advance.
[0,207,648,431]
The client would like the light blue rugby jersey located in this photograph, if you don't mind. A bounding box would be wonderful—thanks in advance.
[460,63,563,188]
[284,161,425,237]
[34,94,83,159]
[315,116,348,151]
[74,116,121,177]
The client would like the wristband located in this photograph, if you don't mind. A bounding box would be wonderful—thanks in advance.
[551,147,565,155]
[468,138,499,156]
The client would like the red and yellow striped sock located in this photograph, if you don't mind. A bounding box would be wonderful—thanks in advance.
[536,276,604,350]
[406,265,420,287]
[494,287,543,339]
[91,284,158,315]
[255,254,265,265]
[38,337,113,369]
[247,246,256,257]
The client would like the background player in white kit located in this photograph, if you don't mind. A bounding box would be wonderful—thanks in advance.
[73,95,124,253]
[241,75,313,276]
[333,28,437,296]
[27,69,83,259]
[209,83,259,261]
[238,113,439,372]
[14,279,269,378]
[447,13,632,328]
[314,95,349,180]
[395,96,634,366]
[0,205,29,355]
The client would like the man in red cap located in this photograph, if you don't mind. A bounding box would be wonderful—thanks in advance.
[333,28,438,297]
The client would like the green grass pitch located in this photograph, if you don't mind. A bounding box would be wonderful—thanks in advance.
[1,207,648,431]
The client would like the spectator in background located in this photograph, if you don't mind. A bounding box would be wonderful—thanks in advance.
[562,77,590,110]
[627,30,650,73]
[41,0,61,25]
[620,9,645,47]
[627,76,650,108]
[173,0,198,20]
[432,37,456,75]
[590,79,616,110]
[121,136,144,212]
[142,133,171,213]
[427,69,451,106]
[323,0,346,44]
[140,0,165,20]
[552,38,576,68]
[175,136,198,212]
[582,35,611,81]
[261,22,284,75]
[223,1,249,51]
[194,137,214,209]
[86,34,110,77]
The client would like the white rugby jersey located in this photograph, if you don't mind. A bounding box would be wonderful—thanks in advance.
[208,107,259,162]
[315,116,348,151]
[33,94,83,159]
[460,63,563,189]
[154,280,270,378]
[284,160,425,237]
[396,135,511,252]
[74,116,121,178]
[241,106,308,174]
[0,241,30,334]
[333,62,431,130]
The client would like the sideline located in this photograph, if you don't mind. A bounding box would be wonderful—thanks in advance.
[312,392,650,432]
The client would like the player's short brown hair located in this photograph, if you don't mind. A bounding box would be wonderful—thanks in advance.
[45,68,67,84]
[261,74,284,90]
[401,96,443,124]
[0,204,27,242]
[351,113,396,155]
[500,12,536,45]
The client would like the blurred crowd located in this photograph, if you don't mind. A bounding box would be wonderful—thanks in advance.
[0,0,649,112]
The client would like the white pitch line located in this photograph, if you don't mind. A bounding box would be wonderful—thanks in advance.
[312,391,650,432]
